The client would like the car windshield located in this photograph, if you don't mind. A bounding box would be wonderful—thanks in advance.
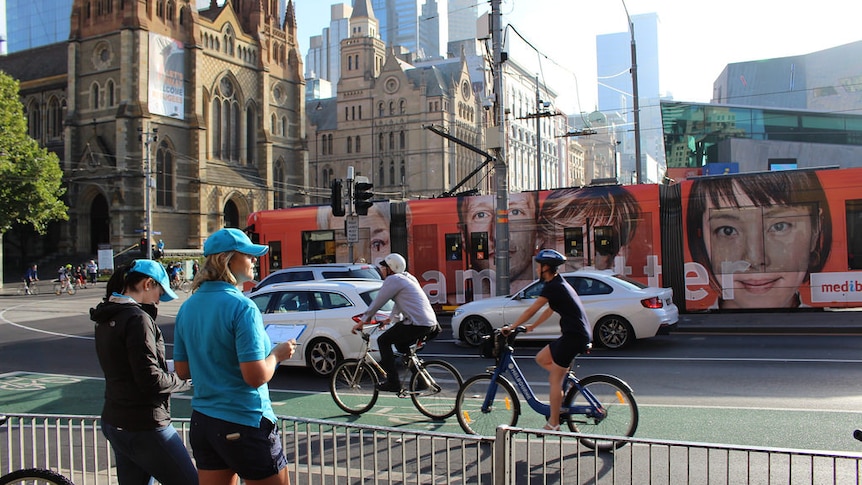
[321,268,382,279]
[361,289,394,311]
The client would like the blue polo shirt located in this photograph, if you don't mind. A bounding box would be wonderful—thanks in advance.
[174,281,275,427]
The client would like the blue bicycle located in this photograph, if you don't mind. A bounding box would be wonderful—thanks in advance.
[455,326,638,450]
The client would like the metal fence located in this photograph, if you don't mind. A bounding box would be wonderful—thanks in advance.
[3,413,862,484]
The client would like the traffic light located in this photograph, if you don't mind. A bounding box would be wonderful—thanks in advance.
[140,237,148,256]
[354,180,374,216]
[330,179,345,217]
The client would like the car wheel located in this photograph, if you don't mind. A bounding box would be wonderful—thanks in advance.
[306,338,343,377]
[595,316,634,349]
[460,316,492,347]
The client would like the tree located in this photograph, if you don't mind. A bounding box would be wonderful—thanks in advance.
[0,71,68,235]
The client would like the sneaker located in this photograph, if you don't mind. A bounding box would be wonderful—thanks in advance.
[376,381,401,393]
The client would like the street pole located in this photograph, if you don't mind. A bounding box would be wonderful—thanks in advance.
[346,165,355,263]
[535,74,542,191]
[491,0,510,296]
[621,0,643,184]
[142,125,157,260]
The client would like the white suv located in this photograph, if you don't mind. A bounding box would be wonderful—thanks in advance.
[249,263,382,294]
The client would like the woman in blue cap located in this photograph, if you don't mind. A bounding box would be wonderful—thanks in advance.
[174,228,296,485]
[90,259,197,485]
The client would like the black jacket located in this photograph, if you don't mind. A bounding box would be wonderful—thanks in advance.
[90,299,191,430]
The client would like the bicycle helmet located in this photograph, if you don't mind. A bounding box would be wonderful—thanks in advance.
[534,249,567,267]
[381,253,407,274]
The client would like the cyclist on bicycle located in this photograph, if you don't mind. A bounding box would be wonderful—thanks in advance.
[503,249,592,431]
[24,264,38,294]
[352,253,440,392]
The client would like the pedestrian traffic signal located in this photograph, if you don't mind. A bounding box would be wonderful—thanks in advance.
[330,179,345,217]
[354,181,374,216]
[140,238,148,256]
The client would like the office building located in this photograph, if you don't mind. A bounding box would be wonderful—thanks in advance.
[5,0,72,53]
[372,0,447,60]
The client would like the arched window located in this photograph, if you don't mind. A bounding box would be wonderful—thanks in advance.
[399,130,405,149]
[347,137,352,154]
[106,80,115,107]
[166,0,175,21]
[389,101,394,116]
[355,136,361,153]
[246,105,256,164]
[328,134,333,154]
[27,100,41,140]
[389,161,395,185]
[378,102,384,117]
[378,162,384,185]
[91,83,100,110]
[400,100,405,114]
[400,160,405,184]
[47,97,62,138]
[348,56,352,70]
[212,76,241,162]
[155,141,174,207]
[274,160,286,209]
[378,133,384,151]
[281,116,287,136]
[389,132,394,150]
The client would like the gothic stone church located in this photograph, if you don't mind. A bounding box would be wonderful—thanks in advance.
[1,0,307,262]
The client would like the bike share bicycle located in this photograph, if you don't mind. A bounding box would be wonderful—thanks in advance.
[0,416,75,485]
[330,317,463,420]
[455,327,639,450]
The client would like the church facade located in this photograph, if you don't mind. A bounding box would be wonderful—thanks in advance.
[2,0,307,261]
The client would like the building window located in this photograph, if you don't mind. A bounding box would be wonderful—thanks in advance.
[389,161,395,185]
[355,136,361,153]
[378,102,384,117]
[246,105,256,164]
[347,137,352,154]
[106,80,115,107]
[400,100,405,114]
[389,132,394,150]
[91,83,100,110]
[274,160,286,209]
[378,133,384,151]
[400,131,405,149]
[48,97,63,139]
[211,76,241,162]
[155,142,174,207]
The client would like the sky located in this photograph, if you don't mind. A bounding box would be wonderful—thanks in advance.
[290,0,862,115]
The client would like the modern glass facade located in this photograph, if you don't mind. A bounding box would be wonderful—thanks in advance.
[5,0,72,53]
[662,101,862,169]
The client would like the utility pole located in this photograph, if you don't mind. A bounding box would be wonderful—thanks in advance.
[535,74,542,191]
[490,0,510,296]
[622,0,643,184]
[141,125,158,260]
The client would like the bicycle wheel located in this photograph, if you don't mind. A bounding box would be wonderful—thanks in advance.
[410,360,463,420]
[16,285,26,296]
[53,283,61,295]
[30,284,39,295]
[66,284,77,296]
[0,468,75,485]
[180,280,192,293]
[456,374,520,436]
[564,374,638,451]
[330,359,379,415]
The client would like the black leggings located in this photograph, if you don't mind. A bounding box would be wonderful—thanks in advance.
[377,322,432,384]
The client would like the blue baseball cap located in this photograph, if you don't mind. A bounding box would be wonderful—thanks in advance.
[204,228,269,257]
[129,259,178,302]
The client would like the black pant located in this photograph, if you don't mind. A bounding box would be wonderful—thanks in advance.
[377,322,432,385]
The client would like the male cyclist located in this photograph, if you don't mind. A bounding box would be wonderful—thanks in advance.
[352,253,439,392]
[504,249,592,431]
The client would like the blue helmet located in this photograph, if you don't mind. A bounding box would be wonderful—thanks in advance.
[535,249,566,267]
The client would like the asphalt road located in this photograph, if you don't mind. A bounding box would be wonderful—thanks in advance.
[2,288,862,452]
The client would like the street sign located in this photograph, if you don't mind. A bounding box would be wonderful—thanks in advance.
[345,215,359,243]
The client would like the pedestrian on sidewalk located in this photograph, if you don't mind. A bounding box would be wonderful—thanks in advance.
[90,259,197,485]
[174,228,295,485]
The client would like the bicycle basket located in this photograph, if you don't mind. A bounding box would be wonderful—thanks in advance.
[479,331,508,359]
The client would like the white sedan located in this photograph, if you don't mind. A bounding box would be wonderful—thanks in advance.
[451,269,678,349]
[249,280,392,376]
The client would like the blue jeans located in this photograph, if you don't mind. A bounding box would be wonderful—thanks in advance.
[102,422,198,485]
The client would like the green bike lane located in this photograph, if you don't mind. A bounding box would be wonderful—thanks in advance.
[2,371,862,452]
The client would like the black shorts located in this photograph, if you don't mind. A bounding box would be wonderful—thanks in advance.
[549,333,591,368]
[189,411,288,480]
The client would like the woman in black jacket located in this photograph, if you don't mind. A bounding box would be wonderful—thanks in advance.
[90,260,197,485]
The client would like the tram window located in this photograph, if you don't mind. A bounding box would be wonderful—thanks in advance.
[470,232,489,261]
[846,200,862,270]
[268,241,282,271]
[302,230,336,264]
[564,228,583,257]
[446,233,463,261]
[594,226,619,256]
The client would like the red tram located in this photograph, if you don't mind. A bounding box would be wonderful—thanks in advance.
[247,166,862,313]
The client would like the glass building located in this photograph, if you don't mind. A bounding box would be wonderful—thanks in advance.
[662,100,862,177]
[5,0,73,53]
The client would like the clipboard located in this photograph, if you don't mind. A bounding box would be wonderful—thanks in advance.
[265,324,307,344]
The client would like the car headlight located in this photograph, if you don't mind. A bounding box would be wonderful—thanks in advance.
[453,308,464,317]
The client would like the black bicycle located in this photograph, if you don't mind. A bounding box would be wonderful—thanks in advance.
[0,416,75,485]
[330,319,463,420]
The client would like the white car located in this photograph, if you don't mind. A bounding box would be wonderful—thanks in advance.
[249,280,392,376]
[451,269,679,349]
